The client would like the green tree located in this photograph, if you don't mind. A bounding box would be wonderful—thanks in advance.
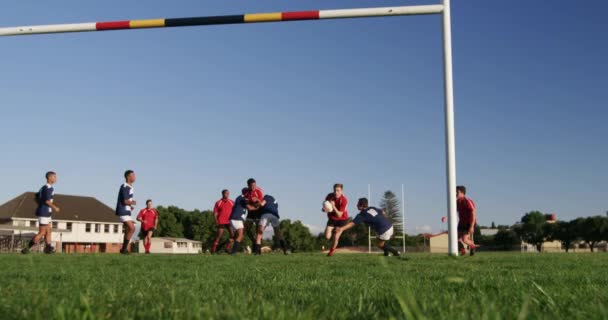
[546,220,577,252]
[494,228,519,250]
[491,221,496,229]
[514,211,547,252]
[279,219,316,252]
[576,216,608,252]
[156,206,184,237]
[379,190,403,234]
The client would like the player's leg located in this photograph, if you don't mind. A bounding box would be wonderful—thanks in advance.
[254,222,265,255]
[377,227,399,256]
[212,227,225,254]
[272,219,288,255]
[22,219,47,253]
[121,219,135,254]
[230,220,244,254]
[145,230,153,253]
[324,224,334,240]
[225,226,235,251]
[457,224,468,255]
[43,224,54,253]
[461,232,478,256]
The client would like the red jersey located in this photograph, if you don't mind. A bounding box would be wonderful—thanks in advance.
[325,193,348,221]
[457,197,476,225]
[214,198,234,225]
[245,187,264,204]
[137,208,158,230]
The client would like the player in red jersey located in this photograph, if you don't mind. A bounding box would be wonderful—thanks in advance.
[137,199,158,254]
[244,178,264,254]
[456,185,479,256]
[323,183,348,257]
[212,189,235,254]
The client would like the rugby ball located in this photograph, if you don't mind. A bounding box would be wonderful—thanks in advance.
[323,201,334,213]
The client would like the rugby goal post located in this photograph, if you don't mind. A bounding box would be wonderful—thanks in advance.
[0,0,460,256]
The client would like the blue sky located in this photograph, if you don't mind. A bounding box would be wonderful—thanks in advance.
[1,0,606,235]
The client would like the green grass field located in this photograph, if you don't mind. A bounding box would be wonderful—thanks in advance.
[0,252,606,320]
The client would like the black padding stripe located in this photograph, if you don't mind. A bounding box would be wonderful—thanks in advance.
[165,15,245,27]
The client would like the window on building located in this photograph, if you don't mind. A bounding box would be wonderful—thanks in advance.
[85,223,91,233]
[164,242,173,249]
[104,224,110,233]
[66,223,72,231]
[177,242,187,248]
[52,222,58,229]
[95,224,101,233]
[113,225,119,233]
[27,220,34,227]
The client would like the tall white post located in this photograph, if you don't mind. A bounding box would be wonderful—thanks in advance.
[368,184,372,253]
[401,184,406,253]
[442,0,458,256]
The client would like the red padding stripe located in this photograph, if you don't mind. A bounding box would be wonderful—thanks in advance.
[96,21,131,30]
[281,11,319,21]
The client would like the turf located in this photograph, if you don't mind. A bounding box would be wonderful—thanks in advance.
[0,252,606,319]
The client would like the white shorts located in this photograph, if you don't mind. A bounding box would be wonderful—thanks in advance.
[38,216,52,226]
[231,220,244,230]
[119,215,133,223]
[259,214,280,229]
[378,226,394,241]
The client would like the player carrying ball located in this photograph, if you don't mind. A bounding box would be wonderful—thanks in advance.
[323,183,348,256]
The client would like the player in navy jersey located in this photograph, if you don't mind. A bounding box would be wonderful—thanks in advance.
[254,194,289,255]
[22,171,61,254]
[116,170,137,254]
[334,198,400,257]
[229,188,249,255]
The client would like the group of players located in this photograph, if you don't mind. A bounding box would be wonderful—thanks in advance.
[22,170,479,256]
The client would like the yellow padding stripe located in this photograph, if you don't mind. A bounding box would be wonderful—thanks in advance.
[244,13,281,23]
[130,19,166,29]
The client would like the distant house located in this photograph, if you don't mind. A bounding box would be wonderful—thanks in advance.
[424,232,449,253]
[139,237,202,254]
[0,192,124,253]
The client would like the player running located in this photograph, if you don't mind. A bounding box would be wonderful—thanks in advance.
[229,188,249,255]
[334,198,400,257]
[322,183,348,256]
[254,194,289,255]
[456,185,479,256]
[212,189,235,254]
[137,199,158,254]
[22,171,60,254]
[116,170,137,255]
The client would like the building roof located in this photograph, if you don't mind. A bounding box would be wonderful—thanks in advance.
[0,192,119,223]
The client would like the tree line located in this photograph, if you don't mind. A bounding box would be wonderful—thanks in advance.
[476,211,608,252]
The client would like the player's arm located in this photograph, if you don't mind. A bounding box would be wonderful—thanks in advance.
[122,189,136,206]
[332,199,347,218]
[213,203,220,223]
[335,222,355,235]
[469,206,476,235]
[154,215,159,229]
[136,210,144,223]
[44,189,60,212]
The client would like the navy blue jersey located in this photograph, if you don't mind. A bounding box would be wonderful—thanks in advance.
[115,183,134,216]
[35,184,54,217]
[261,195,279,218]
[230,195,248,221]
[352,207,392,235]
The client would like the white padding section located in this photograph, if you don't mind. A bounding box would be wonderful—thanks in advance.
[319,5,443,19]
[0,23,97,36]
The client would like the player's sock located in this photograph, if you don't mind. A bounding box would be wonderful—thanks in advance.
[384,244,399,256]
[121,239,130,253]
[231,241,240,254]
[280,239,287,253]
[253,244,260,255]
[225,241,233,251]
[145,243,151,253]
[383,247,390,256]
[28,240,35,248]
[212,241,219,253]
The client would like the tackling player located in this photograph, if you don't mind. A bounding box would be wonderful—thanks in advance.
[254,194,289,255]
[457,185,479,256]
[334,198,400,257]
